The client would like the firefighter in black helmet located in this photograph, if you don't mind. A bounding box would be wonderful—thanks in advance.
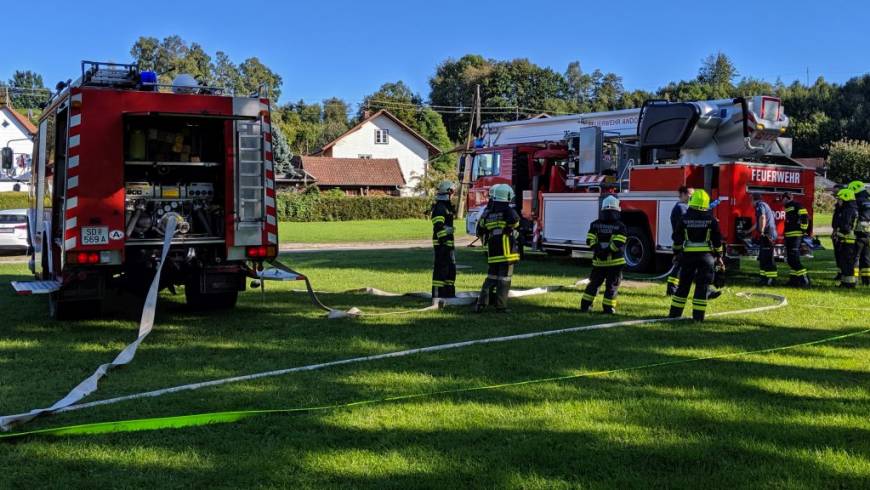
[474,184,520,313]
[781,191,810,287]
[669,189,723,322]
[431,180,457,298]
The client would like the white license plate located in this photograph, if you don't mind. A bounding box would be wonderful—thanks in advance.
[0,228,13,234]
[81,226,109,245]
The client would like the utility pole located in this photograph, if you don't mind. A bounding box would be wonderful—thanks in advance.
[456,84,480,219]
[806,66,809,86]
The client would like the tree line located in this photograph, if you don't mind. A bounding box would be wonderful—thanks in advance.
[4,38,869,173]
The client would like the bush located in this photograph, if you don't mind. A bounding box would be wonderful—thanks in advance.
[276,193,433,221]
[814,185,836,213]
[0,192,30,210]
[827,139,870,183]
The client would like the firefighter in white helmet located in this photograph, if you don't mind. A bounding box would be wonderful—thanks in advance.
[431,180,457,298]
[474,183,520,312]
[580,195,627,314]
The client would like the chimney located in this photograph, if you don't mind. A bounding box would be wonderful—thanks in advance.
[363,109,372,119]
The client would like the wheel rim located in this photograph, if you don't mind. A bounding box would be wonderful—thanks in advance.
[624,236,645,268]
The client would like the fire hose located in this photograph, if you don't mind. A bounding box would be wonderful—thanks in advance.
[0,292,817,441]
[0,215,178,432]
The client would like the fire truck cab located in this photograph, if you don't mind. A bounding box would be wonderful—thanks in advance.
[464,96,816,272]
[10,61,278,318]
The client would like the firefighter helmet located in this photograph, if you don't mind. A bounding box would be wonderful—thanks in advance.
[436,180,456,197]
[847,180,865,193]
[837,188,856,201]
[601,195,621,211]
[689,189,711,210]
[489,184,514,202]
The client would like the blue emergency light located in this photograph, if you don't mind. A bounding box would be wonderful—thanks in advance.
[139,70,157,87]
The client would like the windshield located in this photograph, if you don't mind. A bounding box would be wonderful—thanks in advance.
[472,153,500,179]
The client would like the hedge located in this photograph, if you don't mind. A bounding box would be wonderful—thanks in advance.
[1,191,434,222]
[277,193,433,222]
[813,185,836,214]
[0,192,30,210]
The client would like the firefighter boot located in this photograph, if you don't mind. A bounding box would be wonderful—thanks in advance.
[602,297,617,314]
[669,296,687,319]
[579,292,594,313]
[691,299,707,322]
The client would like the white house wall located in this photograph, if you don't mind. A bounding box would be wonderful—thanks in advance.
[329,115,429,196]
[0,109,33,156]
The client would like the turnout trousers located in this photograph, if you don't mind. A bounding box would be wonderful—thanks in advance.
[432,245,456,297]
[669,253,715,321]
[758,236,777,283]
[785,236,809,286]
[666,263,681,296]
[836,240,858,287]
[857,234,870,285]
[580,265,623,314]
[477,263,513,310]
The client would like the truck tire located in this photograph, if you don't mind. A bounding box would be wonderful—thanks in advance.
[185,286,239,310]
[49,293,102,320]
[624,226,654,273]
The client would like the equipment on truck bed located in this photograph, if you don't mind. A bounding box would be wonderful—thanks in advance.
[4,60,278,318]
[463,96,815,272]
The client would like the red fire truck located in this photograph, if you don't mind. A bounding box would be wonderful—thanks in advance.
[6,61,278,317]
[463,96,816,272]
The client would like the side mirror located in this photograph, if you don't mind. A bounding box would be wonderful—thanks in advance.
[1,147,13,170]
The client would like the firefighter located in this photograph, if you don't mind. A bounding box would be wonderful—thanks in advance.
[431,180,457,298]
[752,193,778,285]
[782,191,810,287]
[580,196,627,314]
[669,189,723,322]
[833,188,859,288]
[831,184,846,281]
[474,184,521,312]
[666,186,692,296]
[848,180,870,285]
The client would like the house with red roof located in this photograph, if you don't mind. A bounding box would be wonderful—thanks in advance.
[292,109,440,196]
[286,155,406,196]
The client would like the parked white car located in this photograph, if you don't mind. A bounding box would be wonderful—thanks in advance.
[0,209,29,251]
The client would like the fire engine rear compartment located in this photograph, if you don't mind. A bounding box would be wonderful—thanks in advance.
[123,114,228,244]
[121,114,243,304]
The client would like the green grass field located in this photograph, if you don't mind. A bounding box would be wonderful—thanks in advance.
[0,239,867,488]
[814,212,833,229]
[279,218,467,243]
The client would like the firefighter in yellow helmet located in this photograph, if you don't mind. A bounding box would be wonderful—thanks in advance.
[833,187,859,288]
[474,183,520,312]
[848,180,869,285]
[431,180,457,298]
[580,195,627,314]
[669,189,723,321]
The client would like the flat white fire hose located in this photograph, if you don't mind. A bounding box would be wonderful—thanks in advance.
[0,216,177,432]
[262,260,569,319]
[43,292,786,418]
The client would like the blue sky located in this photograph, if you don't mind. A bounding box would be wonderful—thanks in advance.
[3,0,867,108]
